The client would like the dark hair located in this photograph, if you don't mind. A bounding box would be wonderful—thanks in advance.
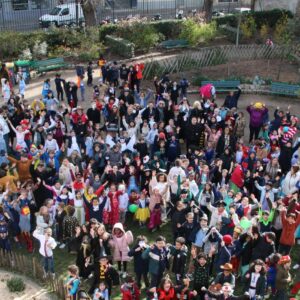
[159,276,173,290]
[248,259,266,275]
[197,252,207,260]
[135,235,148,245]
[265,232,275,242]
[156,236,166,242]
[66,205,75,216]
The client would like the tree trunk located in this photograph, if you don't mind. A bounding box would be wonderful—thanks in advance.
[203,0,213,23]
[250,0,256,11]
[81,0,97,27]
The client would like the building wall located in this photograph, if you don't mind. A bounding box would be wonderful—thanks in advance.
[255,0,299,14]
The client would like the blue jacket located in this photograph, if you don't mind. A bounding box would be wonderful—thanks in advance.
[41,150,62,172]
[128,245,149,274]
[141,245,169,275]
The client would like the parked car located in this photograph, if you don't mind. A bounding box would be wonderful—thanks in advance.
[152,14,162,21]
[234,7,251,14]
[212,10,225,17]
[39,3,85,28]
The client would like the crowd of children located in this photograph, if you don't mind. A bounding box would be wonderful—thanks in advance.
[0,59,299,300]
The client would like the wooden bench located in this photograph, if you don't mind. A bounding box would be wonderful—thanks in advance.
[31,58,67,73]
[271,82,300,97]
[201,80,240,92]
[159,39,188,49]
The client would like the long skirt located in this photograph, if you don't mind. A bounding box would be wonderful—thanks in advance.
[148,209,161,230]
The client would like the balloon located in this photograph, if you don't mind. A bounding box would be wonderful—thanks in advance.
[240,219,252,230]
[128,204,138,213]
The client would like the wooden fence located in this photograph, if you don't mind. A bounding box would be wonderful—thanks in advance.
[142,44,299,79]
[0,252,66,299]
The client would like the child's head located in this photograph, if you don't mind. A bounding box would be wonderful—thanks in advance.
[67,264,79,277]
[252,259,266,274]
[39,205,48,216]
[92,197,99,206]
[160,276,173,291]
[155,236,166,250]
[99,281,107,291]
[286,213,296,224]
[58,202,65,211]
[46,133,53,141]
[229,203,236,215]
[278,255,291,269]
[197,253,207,266]
[175,237,185,250]
[186,212,194,223]
[265,232,275,244]
[113,223,124,237]
[262,210,270,221]
[200,215,208,227]
[221,283,233,297]
[99,255,109,266]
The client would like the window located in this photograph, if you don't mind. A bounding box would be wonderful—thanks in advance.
[61,8,69,15]
[12,0,29,10]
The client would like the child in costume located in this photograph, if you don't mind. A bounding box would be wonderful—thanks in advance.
[135,189,150,227]
[111,222,133,278]
[65,265,81,300]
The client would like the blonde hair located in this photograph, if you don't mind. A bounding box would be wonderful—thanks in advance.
[193,101,201,109]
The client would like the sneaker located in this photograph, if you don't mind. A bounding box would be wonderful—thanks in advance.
[122,272,127,279]
[59,243,65,249]
[293,264,299,270]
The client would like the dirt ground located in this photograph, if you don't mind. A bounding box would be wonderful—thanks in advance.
[171,59,300,84]
[0,271,56,300]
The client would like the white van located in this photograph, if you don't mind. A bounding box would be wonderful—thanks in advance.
[39,3,85,28]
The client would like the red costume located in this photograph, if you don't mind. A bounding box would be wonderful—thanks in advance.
[107,190,122,225]
[230,164,244,188]
[121,283,140,300]
[158,288,175,300]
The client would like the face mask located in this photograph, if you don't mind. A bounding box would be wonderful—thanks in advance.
[92,104,96,109]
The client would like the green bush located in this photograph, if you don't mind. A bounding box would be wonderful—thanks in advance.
[215,9,293,29]
[180,19,217,46]
[6,277,26,293]
[240,16,256,39]
[106,35,135,58]
[0,28,105,61]
[151,20,183,39]
[99,24,119,41]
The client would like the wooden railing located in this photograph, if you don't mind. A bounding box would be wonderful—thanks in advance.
[142,44,299,79]
[0,252,66,299]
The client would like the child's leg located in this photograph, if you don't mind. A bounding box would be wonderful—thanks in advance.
[123,261,127,272]
[43,257,49,273]
[136,273,142,287]
[143,272,150,288]
[118,261,122,271]
[49,257,54,274]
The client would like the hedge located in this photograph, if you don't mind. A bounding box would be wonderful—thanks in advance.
[99,20,184,42]
[215,9,293,29]
[105,35,135,58]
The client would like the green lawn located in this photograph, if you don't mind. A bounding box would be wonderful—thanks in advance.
[9,218,300,299]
